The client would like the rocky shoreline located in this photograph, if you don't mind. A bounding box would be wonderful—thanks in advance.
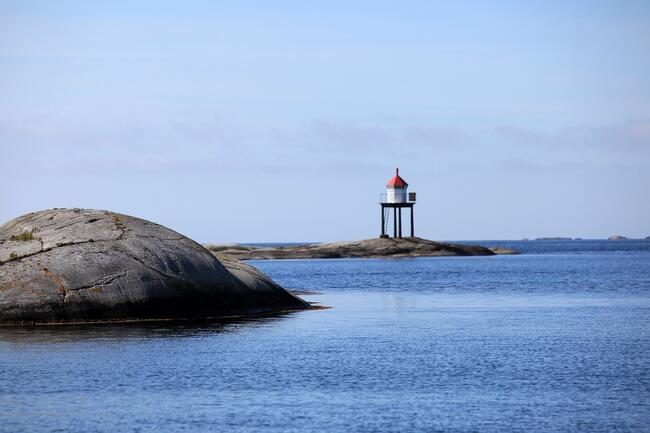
[205,237,519,260]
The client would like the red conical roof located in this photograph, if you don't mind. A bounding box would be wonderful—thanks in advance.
[386,168,408,188]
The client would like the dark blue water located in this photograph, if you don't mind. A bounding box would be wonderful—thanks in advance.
[1,240,649,432]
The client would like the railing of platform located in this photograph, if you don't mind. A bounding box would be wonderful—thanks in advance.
[379,193,416,204]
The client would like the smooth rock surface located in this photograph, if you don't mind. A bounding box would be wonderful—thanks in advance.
[205,237,518,260]
[0,209,307,324]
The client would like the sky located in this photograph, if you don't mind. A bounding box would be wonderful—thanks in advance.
[1,0,649,242]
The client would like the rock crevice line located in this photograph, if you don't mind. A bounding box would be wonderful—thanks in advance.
[71,271,130,292]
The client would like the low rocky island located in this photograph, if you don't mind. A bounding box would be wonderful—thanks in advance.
[205,237,519,260]
[535,237,574,241]
[0,209,308,325]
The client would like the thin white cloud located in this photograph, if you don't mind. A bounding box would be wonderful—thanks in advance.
[495,119,650,150]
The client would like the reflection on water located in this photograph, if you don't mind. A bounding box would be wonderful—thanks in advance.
[0,313,298,345]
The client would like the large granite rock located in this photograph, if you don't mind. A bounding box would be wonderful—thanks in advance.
[0,209,308,324]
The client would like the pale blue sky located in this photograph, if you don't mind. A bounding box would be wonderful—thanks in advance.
[1,0,649,242]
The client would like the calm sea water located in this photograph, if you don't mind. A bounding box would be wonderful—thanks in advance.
[1,240,649,433]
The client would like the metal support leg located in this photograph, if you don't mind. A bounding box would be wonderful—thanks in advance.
[393,208,397,238]
[410,206,414,237]
[398,207,402,238]
[381,206,385,237]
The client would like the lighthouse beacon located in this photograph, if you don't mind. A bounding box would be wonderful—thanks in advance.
[380,168,416,238]
[386,168,408,203]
